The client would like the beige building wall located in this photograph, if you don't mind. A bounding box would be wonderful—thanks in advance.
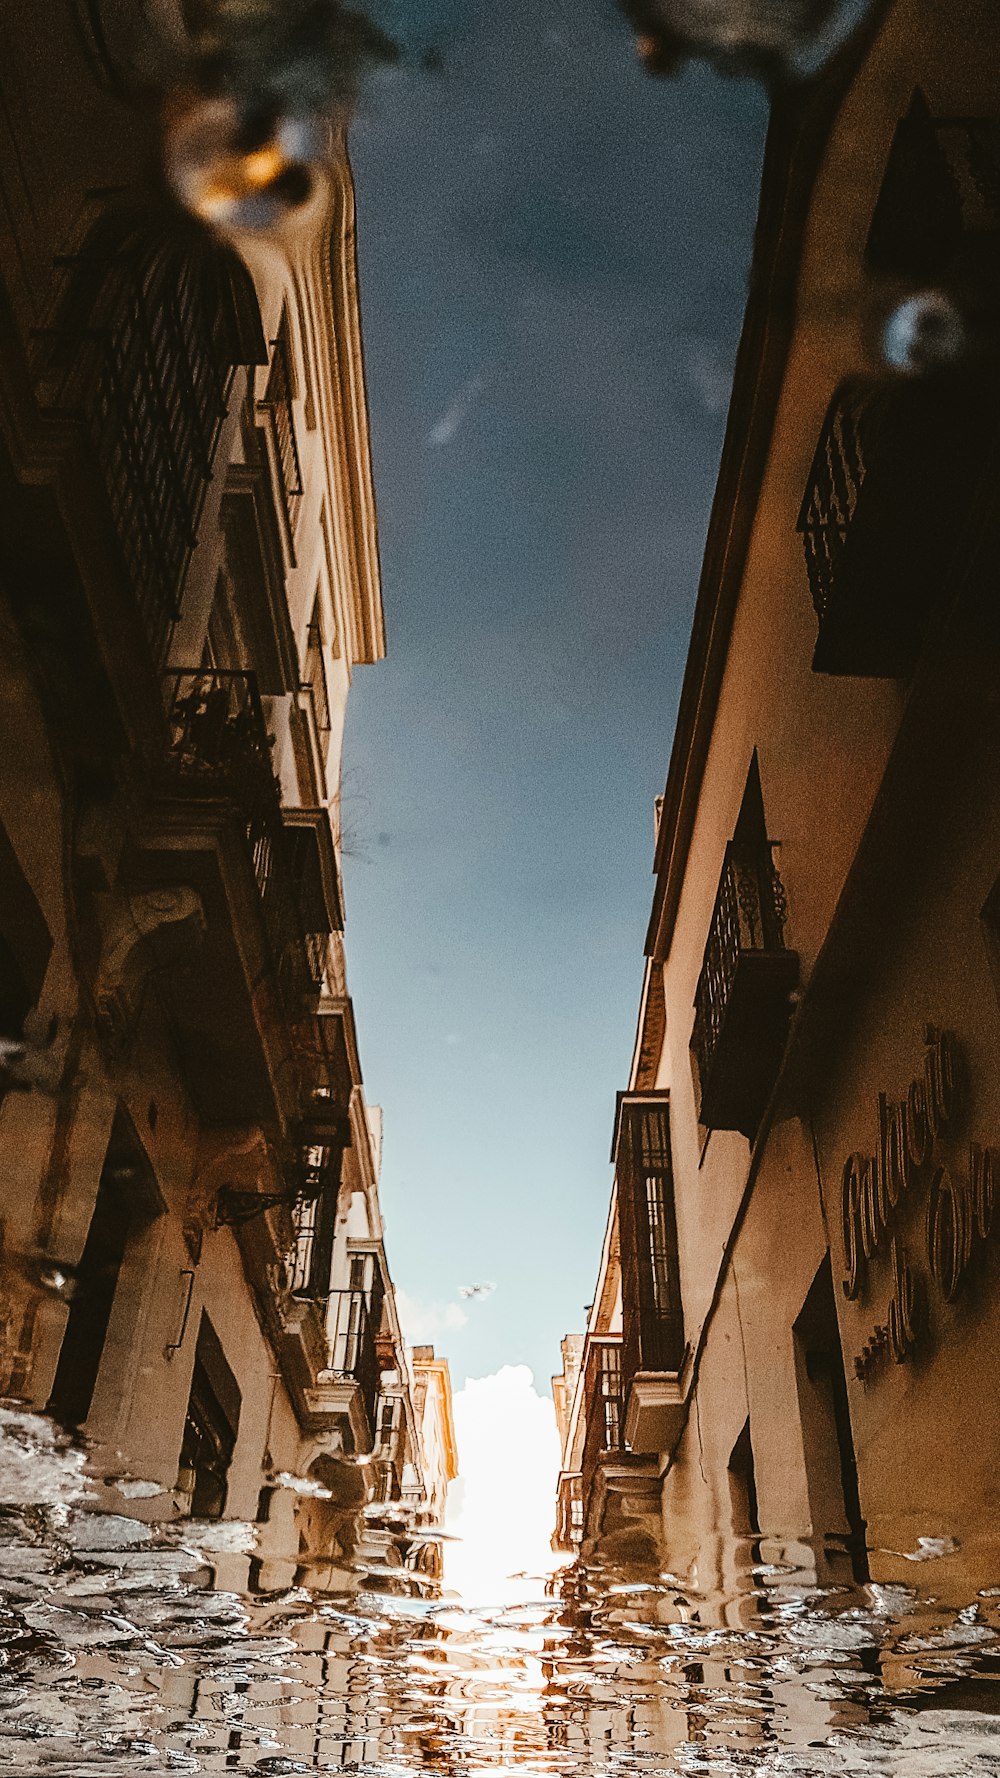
[0,0,430,1579]
[649,0,1000,1603]
[559,0,1000,1609]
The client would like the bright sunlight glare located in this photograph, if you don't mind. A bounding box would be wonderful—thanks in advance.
[444,1366,565,1605]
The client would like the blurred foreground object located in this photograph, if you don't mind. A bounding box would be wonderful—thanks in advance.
[620,0,878,80]
[163,0,397,228]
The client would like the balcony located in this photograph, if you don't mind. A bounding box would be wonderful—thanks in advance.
[798,376,997,677]
[691,841,798,1139]
[285,1146,341,1301]
[579,1337,660,1550]
[372,1395,407,1503]
[123,669,336,1125]
[314,1283,386,1451]
[614,1095,687,1456]
[580,1338,625,1503]
[553,1471,583,1554]
[224,1138,345,1422]
[44,211,266,680]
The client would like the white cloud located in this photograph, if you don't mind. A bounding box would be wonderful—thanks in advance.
[395,1287,468,1345]
[444,1365,563,1604]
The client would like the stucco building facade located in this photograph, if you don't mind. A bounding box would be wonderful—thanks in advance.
[556,0,1000,1606]
[0,0,449,1585]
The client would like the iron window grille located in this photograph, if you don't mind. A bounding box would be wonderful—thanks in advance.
[690,822,797,1140]
[259,314,304,533]
[48,214,265,667]
[581,1339,625,1499]
[286,1147,340,1299]
[616,1098,684,1388]
[328,1280,385,1437]
[161,667,311,1013]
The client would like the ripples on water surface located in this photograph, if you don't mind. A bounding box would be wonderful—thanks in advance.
[2,1413,1000,1775]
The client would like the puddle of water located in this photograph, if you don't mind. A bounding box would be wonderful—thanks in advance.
[1,1410,1000,1775]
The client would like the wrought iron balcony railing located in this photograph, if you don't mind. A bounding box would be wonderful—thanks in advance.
[47,213,264,670]
[285,1147,342,1300]
[616,1097,684,1393]
[581,1338,624,1502]
[259,324,303,535]
[799,374,998,678]
[691,841,797,1139]
[797,384,905,676]
[304,617,332,746]
[161,668,330,1018]
[162,668,307,1005]
[328,1282,385,1442]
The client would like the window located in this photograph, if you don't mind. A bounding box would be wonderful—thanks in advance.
[177,1316,241,1520]
[287,1152,337,1300]
[377,1394,398,1456]
[259,310,303,534]
[303,598,332,750]
[56,213,266,667]
[616,1096,684,1382]
[691,756,797,1138]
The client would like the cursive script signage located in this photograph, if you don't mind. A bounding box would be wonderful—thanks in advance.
[839,1026,999,1380]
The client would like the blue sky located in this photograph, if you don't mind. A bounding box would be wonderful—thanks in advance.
[342,1,768,1390]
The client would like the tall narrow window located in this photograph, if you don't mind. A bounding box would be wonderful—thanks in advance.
[303,598,332,762]
[259,310,303,534]
[177,1315,241,1520]
[287,1147,338,1300]
[52,212,266,666]
[617,1096,684,1386]
[582,1341,624,1491]
[691,754,797,1138]
[377,1394,398,1455]
[600,1344,623,1452]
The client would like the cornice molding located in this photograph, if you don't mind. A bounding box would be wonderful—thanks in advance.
[287,145,385,669]
[644,18,886,965]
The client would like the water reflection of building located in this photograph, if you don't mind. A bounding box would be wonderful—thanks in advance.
[410,1346,459,1526]
[556,0,1000,1604]
[0,1,449,1579]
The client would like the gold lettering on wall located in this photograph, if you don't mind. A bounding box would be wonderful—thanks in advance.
[838,1027,1000,1382]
